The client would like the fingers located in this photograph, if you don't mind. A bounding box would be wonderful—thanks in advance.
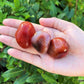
[2,18,64,38]
[0,25,43,38]
[3,19,46,31]
[8,48,42,67]
[39,17,74,32]
[3,19,23,28]
[0,25,65,40]
[0,26,17,37]
[0,35,39,54]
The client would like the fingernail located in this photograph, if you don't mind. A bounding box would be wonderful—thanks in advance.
[0,35,5,40]
[8,48,14,53]
[0,35,3,38]
[3,19,8,25]
[39,18,45,25]
[39,18,44,21]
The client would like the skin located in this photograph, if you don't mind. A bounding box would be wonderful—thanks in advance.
[0,17,84,76]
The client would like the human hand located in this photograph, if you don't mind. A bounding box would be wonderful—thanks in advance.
[0,18,84,76]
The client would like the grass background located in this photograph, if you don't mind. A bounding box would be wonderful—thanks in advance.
[0,0,84,84]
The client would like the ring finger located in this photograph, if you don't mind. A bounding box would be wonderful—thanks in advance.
[0,35,39,54]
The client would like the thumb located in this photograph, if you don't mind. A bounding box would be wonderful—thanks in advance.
[39,17,74,32]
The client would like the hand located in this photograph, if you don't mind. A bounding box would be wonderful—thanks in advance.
[0,18,84,76]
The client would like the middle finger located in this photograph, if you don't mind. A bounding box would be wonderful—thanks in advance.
[0,25,63,39]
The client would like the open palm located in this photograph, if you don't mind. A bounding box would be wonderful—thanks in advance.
[0,17,84,76]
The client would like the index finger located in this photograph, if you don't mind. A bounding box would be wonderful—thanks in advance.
[3,19,45,31]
